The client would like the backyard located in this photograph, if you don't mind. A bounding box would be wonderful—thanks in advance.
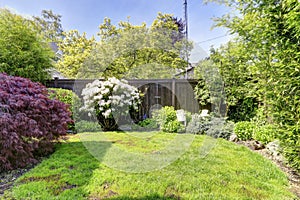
[1,1,300,199]
[1,132,297,200]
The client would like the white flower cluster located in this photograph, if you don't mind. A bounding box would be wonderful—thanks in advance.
[81,77,140,118]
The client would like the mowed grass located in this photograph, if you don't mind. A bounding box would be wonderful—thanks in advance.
[2,132,297,200]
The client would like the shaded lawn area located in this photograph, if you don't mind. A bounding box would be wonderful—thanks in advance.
[1,132,297,200]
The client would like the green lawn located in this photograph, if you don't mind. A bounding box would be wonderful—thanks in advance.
[2,132,297,200]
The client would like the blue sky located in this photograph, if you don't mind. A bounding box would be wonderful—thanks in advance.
[0,0,232,60]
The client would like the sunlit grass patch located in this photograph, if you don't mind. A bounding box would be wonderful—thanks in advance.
[2,132,296,200]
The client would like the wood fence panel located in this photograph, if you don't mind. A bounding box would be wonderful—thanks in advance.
[46,79,202,120]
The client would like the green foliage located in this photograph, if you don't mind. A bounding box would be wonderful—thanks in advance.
[56,30,95,78]
[55,13,191,79]
[164,120,183,133]
[193,59,226,114]
[132,118,159,131]
[33,10,63,42]
[251,107,269,126]
[48,88,77,106]
[186,114,234,139]
[79,13,192,79]
[209,41,259,121]
[194,60,212,108]
[75,120,101,133]
[184,111,192,125]
[0,9,54,83]
[207,0,300,171]
[207,118,234,139]
[48,88,82,121]
[253,124,277,145]
[234,119,278,146]
[194,79,210,107]
[186,114,211,134]
[234,121,256,141]
[152,106,184,133]
[48,88,82,131]
[280,125,300,172]
[227,98,258,122]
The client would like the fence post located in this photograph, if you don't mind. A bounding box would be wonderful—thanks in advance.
[54,77,59,88]
[172,78,176,107]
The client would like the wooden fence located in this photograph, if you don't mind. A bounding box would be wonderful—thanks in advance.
[46,78,204,119]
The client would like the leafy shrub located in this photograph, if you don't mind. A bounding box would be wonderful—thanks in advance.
[251,107,268,126]
[280,126,300,172]
[0,9,53,83]
[48,88,82,131]
[206,118,234,139]
[234,121,256,141]
[152,106,184,133]
[253,124,277,144]
[251,108,299,171]
[185,111,192,125]
[186,114,211,134]
[0,73,72,172]
[138,118,155,127]
[132,118,158,131]
[227,98,258,122]
[81,77,140,131]
[75,120,101,132]
[194,79,211,108]
[186,113,233,139]
[164,120,184,133]
[48,88,81,118]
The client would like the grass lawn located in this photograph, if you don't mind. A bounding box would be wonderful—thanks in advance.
[2,131,297,200]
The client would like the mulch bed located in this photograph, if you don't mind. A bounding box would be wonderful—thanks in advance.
[0,163,37,196]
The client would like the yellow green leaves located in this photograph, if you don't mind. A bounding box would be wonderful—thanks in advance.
[0,8,54,83]
[56,30,95,78]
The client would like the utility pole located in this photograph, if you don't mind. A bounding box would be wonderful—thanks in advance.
[184,0,188,41]
[184,0,189,79]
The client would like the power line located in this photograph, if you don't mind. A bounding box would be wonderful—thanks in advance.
[197,34,229,44]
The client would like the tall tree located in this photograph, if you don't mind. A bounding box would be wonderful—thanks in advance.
[207,0,300,170]
[209,40,259,121]
[56,30,95,78]
[79,13,192,79]
[151,12,186,45]
[207,0,300,123]
[0,9,54,82]
[193,57,229,115]
[33,10,63,42]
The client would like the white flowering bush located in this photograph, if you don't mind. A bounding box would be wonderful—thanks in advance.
[81,77,140,131]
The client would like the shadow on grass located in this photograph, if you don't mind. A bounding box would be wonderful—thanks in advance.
[5,138,112,199]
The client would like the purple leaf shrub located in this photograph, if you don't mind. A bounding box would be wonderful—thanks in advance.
[0,73,72,172]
